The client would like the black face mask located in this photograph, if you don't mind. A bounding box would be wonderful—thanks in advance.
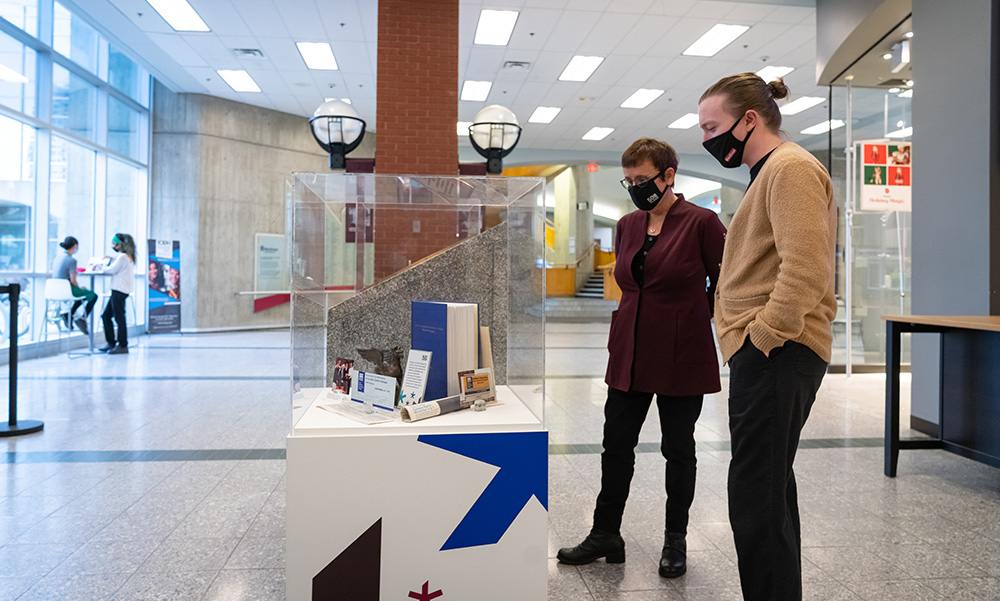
[627,173,669,211]
[703,114,754,168]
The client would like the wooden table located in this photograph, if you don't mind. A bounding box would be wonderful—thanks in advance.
[883,315,1000,477]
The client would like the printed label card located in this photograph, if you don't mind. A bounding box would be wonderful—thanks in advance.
[399,349,432,406]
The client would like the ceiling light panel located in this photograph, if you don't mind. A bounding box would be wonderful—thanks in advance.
[461,80,492,101]
[558,56,604,82]
[474,10,518,46]
[668,113,700,129]
[682,24,749,57]
[779,96,825,115]
[800,120,844,136]
[529,107,561,123]
[621,89,664,109]
[217,70,261,93]
[146,0,210,32]
[756,66,794,81]
[296,42,338,70]
[582,127,613,141]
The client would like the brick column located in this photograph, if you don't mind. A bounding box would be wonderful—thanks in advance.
[375,0,459,175]
[372,0,461,281]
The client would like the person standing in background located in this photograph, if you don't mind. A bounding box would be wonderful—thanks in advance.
[698,73,836,601]
[557,138,726,579]
[52,236,97,334]
[99,233,137,355]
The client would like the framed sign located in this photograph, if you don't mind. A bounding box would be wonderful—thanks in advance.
[860,141,911,212]
[255,233,289,292]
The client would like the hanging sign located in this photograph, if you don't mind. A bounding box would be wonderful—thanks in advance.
[860,141,911,212]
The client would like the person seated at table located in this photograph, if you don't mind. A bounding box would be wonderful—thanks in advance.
[52,236,97,335]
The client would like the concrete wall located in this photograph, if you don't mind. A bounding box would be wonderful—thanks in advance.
[151,82,375,330]
[909,0,999,425]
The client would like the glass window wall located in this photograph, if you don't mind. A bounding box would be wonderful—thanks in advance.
[106,158,141,242]
[0,1,150,347]
[49,135,94,269]
[0,114,35,271]
[52,62,96,140]
[108,46,145,104]
[0,29,36,116]
[53,1,99,74]
[108,95,140,160]
[0,0,37,36]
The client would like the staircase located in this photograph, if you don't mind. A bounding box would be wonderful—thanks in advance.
[544,297,617,322]
[576,271,604,299]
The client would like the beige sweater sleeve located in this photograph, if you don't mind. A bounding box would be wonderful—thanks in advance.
[745,158,834,356]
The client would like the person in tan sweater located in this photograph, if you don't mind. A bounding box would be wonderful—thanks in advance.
[698,73,837,601]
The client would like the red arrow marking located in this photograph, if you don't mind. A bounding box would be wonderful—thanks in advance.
[408,581,443,601]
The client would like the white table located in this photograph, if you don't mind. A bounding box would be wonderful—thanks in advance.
[286,385,548,601]
[78,270,110,353]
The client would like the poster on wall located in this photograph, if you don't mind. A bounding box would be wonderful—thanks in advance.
[255,233,289,292]
[147,239,181,333]
[860,141,911,211]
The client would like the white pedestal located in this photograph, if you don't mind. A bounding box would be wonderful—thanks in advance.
[286,386,548,601]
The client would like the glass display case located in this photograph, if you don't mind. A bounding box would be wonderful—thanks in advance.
[289,173,547,432]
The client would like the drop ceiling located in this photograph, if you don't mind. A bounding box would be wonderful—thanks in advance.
[74,0,839,158]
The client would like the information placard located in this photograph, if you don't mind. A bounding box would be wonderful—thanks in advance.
[860,141,911,212]
[350,369,397,412]
[399,349,431,406]
[254,233,288,292]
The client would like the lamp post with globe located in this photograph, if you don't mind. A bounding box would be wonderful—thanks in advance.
[468,105,522,175]
[309,100,366,169]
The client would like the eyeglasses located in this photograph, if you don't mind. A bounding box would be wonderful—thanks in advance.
[620,169,664,190]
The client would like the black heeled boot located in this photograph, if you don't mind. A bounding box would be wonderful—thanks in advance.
[556,528,625,565]
[658,531,686,578]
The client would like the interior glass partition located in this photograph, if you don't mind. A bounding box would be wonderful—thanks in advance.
[826,18,914,370]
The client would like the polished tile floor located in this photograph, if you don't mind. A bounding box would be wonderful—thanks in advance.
[0,324,997,600]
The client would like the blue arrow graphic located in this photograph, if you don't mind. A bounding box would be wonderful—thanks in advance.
[418,431,548,551]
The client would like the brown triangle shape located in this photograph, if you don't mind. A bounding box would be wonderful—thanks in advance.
[313,518,381,600]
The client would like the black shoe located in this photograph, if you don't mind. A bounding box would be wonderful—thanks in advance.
[658,531,687,578]
[556,528,625,565]
[108,345,129,355]
[74,318,89,335]
[97,344,114,352]
[61,313,70,329]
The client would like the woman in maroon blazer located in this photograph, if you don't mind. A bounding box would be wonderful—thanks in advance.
[557,138,726,579]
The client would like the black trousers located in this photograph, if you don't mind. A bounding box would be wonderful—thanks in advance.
[71,295,97,318]
[102,290,129,347]
[727,339,827,601]
[593,387,704,535]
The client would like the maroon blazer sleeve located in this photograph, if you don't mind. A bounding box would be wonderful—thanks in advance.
[700,213,727,317]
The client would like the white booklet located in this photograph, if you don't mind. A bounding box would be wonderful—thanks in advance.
[399,349,432,406]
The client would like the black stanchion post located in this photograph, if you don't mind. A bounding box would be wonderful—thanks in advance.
[1,283,43,437]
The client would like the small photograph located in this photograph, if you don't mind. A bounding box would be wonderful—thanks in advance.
[889,144,911,165]
[891,166,911,186]
[864,165,884,185]
[333,357,355,393]
[864,144,887,164]
[148,260,167,293]
[166,265,181,300]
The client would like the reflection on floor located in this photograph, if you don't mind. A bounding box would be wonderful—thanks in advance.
[0,325,996,601]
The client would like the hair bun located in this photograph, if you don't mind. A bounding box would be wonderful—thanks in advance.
[768,79,789,100]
